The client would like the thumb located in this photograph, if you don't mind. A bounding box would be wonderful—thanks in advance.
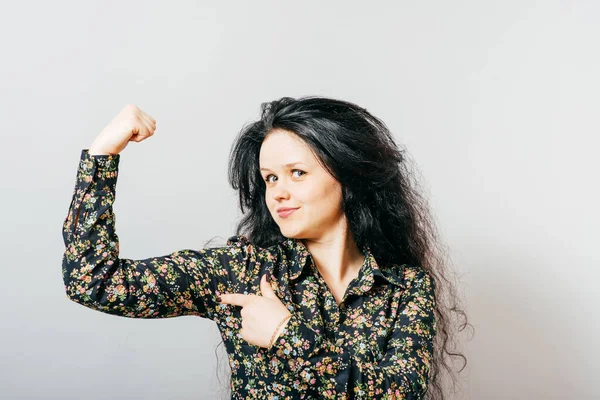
[260,273,276,299]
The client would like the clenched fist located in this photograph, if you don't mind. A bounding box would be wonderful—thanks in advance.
[89,104,157,156]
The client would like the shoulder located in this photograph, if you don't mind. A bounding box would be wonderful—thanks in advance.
[399,264,436,294]
[378,263,433,289]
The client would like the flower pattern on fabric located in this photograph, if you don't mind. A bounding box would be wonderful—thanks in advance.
[62,149,437,399]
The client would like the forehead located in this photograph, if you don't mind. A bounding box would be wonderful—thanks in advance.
[259,129,315,167]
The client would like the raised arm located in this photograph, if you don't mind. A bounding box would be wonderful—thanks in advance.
[61,149,228,319]
[266,266,437,399]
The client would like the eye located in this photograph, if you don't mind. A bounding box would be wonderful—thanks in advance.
[264,169,306,183]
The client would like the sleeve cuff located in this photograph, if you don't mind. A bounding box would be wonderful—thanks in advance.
[80,149,120,183]
[266,312,321,375]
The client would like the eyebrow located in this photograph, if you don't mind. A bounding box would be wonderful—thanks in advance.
[260,162,304,172]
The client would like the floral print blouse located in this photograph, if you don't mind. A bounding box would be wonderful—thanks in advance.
[62,149,437,399]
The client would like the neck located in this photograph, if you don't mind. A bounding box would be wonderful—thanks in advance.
[300,221,365,284]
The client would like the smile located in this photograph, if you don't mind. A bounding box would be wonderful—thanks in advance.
[277,208,298,218]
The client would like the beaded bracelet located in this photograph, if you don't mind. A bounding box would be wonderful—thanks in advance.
[268,314,293,349]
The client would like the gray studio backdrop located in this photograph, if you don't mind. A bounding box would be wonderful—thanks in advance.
[1,1,598,399]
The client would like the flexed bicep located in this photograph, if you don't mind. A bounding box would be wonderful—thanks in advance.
[61,149,223,319]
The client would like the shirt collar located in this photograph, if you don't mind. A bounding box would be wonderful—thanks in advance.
[281,237,406,290]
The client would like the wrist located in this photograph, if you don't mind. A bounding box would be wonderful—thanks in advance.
[88,147,112,156]
[269,313,293,349]
[88,139,115,156]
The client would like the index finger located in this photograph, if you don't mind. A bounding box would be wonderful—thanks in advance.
[219,293,249,307]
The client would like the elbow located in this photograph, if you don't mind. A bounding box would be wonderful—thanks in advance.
[63,278,92,304]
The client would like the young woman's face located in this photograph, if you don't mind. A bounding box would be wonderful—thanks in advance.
[259,129,344,240]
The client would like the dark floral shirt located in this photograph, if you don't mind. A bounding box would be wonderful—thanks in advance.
[62,149,437,400]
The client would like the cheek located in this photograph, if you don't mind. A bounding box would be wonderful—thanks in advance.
[322,185,343,212]
[303,182,342,212]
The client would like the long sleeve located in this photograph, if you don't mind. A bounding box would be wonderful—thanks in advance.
[266,266,437,400]
[61,149,223,319]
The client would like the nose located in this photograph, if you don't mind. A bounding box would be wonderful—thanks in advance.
[271,181,291,202]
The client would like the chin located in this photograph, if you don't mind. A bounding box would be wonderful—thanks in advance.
[280,228,304,239]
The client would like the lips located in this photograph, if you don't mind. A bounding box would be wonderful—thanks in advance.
[277,207,299,218]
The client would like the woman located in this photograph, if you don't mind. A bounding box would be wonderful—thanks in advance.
[62,97,469,399]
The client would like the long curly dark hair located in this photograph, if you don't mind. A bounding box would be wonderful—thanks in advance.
[210,95,472,399]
